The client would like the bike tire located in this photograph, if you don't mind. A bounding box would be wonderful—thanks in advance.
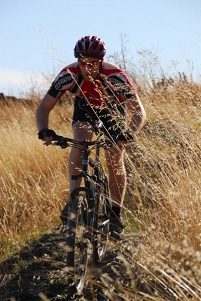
[66,194,89,296]
[93,174,111,263]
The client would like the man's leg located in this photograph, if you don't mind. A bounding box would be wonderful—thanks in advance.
[68,122,94,187]
[105,141,126,239]
[60,122,94,222]
[105,140,126,207]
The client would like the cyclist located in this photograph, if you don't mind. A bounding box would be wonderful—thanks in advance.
[36,35,146,240]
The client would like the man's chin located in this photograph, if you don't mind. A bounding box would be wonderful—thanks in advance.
[84,75,94,81]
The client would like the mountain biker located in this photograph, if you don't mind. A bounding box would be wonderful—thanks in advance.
[35,35,146,240]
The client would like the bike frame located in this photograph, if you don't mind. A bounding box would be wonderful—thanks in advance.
[53,125,112,234]
[52,125,112,295]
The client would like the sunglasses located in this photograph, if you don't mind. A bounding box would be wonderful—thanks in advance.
[78,59,101,68]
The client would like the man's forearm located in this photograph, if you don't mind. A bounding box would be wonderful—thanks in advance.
[130,110,146,134]
[35,109,49,131]
[127,94,146,134]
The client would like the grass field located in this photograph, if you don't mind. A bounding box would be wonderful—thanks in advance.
[0,59,201,299]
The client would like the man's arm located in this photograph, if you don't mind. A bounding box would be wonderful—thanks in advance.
[126,94,146,134]
[35,93,58,131]
[35,93,58,145]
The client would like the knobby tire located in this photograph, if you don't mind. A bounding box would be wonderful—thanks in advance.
[93,174,111,263]
[66,194,89,296]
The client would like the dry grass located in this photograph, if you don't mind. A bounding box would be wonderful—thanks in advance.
[0,59,201,299]
[0,96,73,258]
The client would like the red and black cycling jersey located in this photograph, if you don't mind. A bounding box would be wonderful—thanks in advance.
[48,61,137,109]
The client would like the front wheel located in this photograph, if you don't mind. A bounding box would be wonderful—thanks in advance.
[66,194,89,295]
[93,174,111,263]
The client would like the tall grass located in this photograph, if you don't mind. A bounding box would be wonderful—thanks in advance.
[0,96,73,258]
[0,53,201,299]
[122,56,201,299]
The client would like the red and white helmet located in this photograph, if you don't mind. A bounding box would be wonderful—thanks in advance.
[74,35,106,58]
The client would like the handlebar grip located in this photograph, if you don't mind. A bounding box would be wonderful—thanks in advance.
[53,136,69,148]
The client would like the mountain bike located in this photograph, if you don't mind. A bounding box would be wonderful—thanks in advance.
[52,122,112,296]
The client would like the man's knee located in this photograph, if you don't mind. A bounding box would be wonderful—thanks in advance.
[73,121,94,141]
[106,145,125,164]
[106,152,125,174]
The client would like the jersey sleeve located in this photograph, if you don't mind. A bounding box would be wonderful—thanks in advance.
[47,67,78,100]
[103,68,137,103]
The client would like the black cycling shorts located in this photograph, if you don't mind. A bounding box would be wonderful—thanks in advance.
[72,97,127,142]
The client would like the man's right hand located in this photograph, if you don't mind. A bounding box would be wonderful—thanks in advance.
[38,128,57,146]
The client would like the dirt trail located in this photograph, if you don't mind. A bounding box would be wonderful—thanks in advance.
[0,226,154,301]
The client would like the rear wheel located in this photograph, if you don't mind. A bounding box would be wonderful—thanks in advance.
[93,174,111,263]
[66,194,89,295]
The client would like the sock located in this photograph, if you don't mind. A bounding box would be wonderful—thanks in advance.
[110,206,121,218]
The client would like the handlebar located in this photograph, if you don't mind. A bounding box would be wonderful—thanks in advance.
[52,134,113,150]
[51,122,113,150]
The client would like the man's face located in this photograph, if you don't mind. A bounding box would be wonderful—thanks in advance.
[78,57,102,81]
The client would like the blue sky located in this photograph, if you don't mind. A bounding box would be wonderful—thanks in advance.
[1,0,201,97]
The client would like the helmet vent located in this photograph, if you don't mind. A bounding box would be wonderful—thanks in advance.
[74,35,106,58]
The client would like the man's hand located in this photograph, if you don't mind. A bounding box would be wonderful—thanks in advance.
[38,128,57,146]
[118,129,134,143]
